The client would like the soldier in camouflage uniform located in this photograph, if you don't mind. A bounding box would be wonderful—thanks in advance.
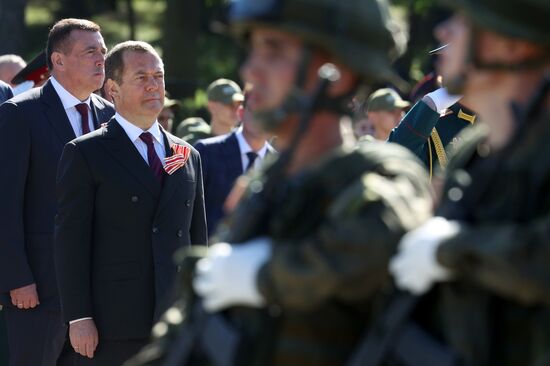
[125,0,433,366]
[388,0,550,364]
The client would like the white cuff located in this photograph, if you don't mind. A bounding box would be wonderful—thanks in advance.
[69,317,93,325]
[424,87,462,113]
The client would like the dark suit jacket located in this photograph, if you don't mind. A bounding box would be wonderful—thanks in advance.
[0,80,114,308]
[54,118,207,340]
[195,132,242,235]
[195,132,275,235]
[0,80,13,103]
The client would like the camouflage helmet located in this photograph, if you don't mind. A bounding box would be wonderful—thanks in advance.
[229,0,407,88]
[441,0,550,45]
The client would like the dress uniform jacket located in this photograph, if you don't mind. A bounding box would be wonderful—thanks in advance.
[388,100,476,178]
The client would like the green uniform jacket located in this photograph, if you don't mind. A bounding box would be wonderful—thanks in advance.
[428,105,550,365]
[215,141,433,366]
[388,101,476,178]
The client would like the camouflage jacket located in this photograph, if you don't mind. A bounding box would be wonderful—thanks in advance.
[214,141,432,366]
[427,104,550,366]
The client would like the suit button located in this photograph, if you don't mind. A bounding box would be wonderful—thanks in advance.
[152,227,159,234]
[131,195,139,203]
[177,230,183,237]
[185,200,191,207]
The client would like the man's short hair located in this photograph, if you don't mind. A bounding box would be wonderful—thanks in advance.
[105,41,162,84]
[46,18,101,70]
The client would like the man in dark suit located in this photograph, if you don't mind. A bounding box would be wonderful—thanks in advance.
[54,41,207,365]
[195,105,274,235]
[0,19,114,366]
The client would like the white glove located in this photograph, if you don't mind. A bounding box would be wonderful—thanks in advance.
[389,217,460,295]
[193,237,272,312]
[424,87,462,114]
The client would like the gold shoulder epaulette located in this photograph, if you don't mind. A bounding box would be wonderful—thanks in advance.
[457,108,476,124]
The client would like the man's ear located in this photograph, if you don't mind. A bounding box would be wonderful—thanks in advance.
[105,79,119,101]
[51,52,65,71]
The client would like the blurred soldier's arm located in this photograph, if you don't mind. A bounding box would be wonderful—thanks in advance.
[391,216,550,305]
[195,150,433,311]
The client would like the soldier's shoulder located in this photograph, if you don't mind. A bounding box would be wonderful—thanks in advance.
[328,143,433,222]
[356,140,427,170]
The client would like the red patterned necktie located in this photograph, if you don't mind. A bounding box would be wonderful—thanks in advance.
[139,132,165,182]
[75,103,91,135]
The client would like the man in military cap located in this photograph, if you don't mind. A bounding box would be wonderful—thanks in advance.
[387,44,477,179]
[361,87,409,140]
[126,0,433,365]
[385,0,550,364]
[174,78,244,145]
[205,78,243,134]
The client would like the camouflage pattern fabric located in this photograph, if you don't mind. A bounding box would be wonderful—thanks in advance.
[211,141,433,366]
[424,105,550,365]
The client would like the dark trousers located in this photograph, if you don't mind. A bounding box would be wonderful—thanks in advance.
[4,306,66,366]
[61,339,148,366]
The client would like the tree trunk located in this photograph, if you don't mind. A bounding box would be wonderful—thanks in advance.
[126,0,136,40]
[163,0,200,98]
[0,0,27,54]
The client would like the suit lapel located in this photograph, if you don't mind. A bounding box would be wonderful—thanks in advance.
[155,131,183,214]
[225,133,243,176]
[41,81,76,144]
[99,118,162,199]
[90,95,104,130]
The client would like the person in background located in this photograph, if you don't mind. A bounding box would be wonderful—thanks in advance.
[0,18,114,366]
[363,88,410,140]
[0,54,26,87]
[388,45,477,179]
[54,40,207,365]
[174,78,244,145]
[195,91,275,236]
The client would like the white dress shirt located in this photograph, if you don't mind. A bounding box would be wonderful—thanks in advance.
[235,126,270,172]
[115,112,166,165]
[50,77,94,137]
